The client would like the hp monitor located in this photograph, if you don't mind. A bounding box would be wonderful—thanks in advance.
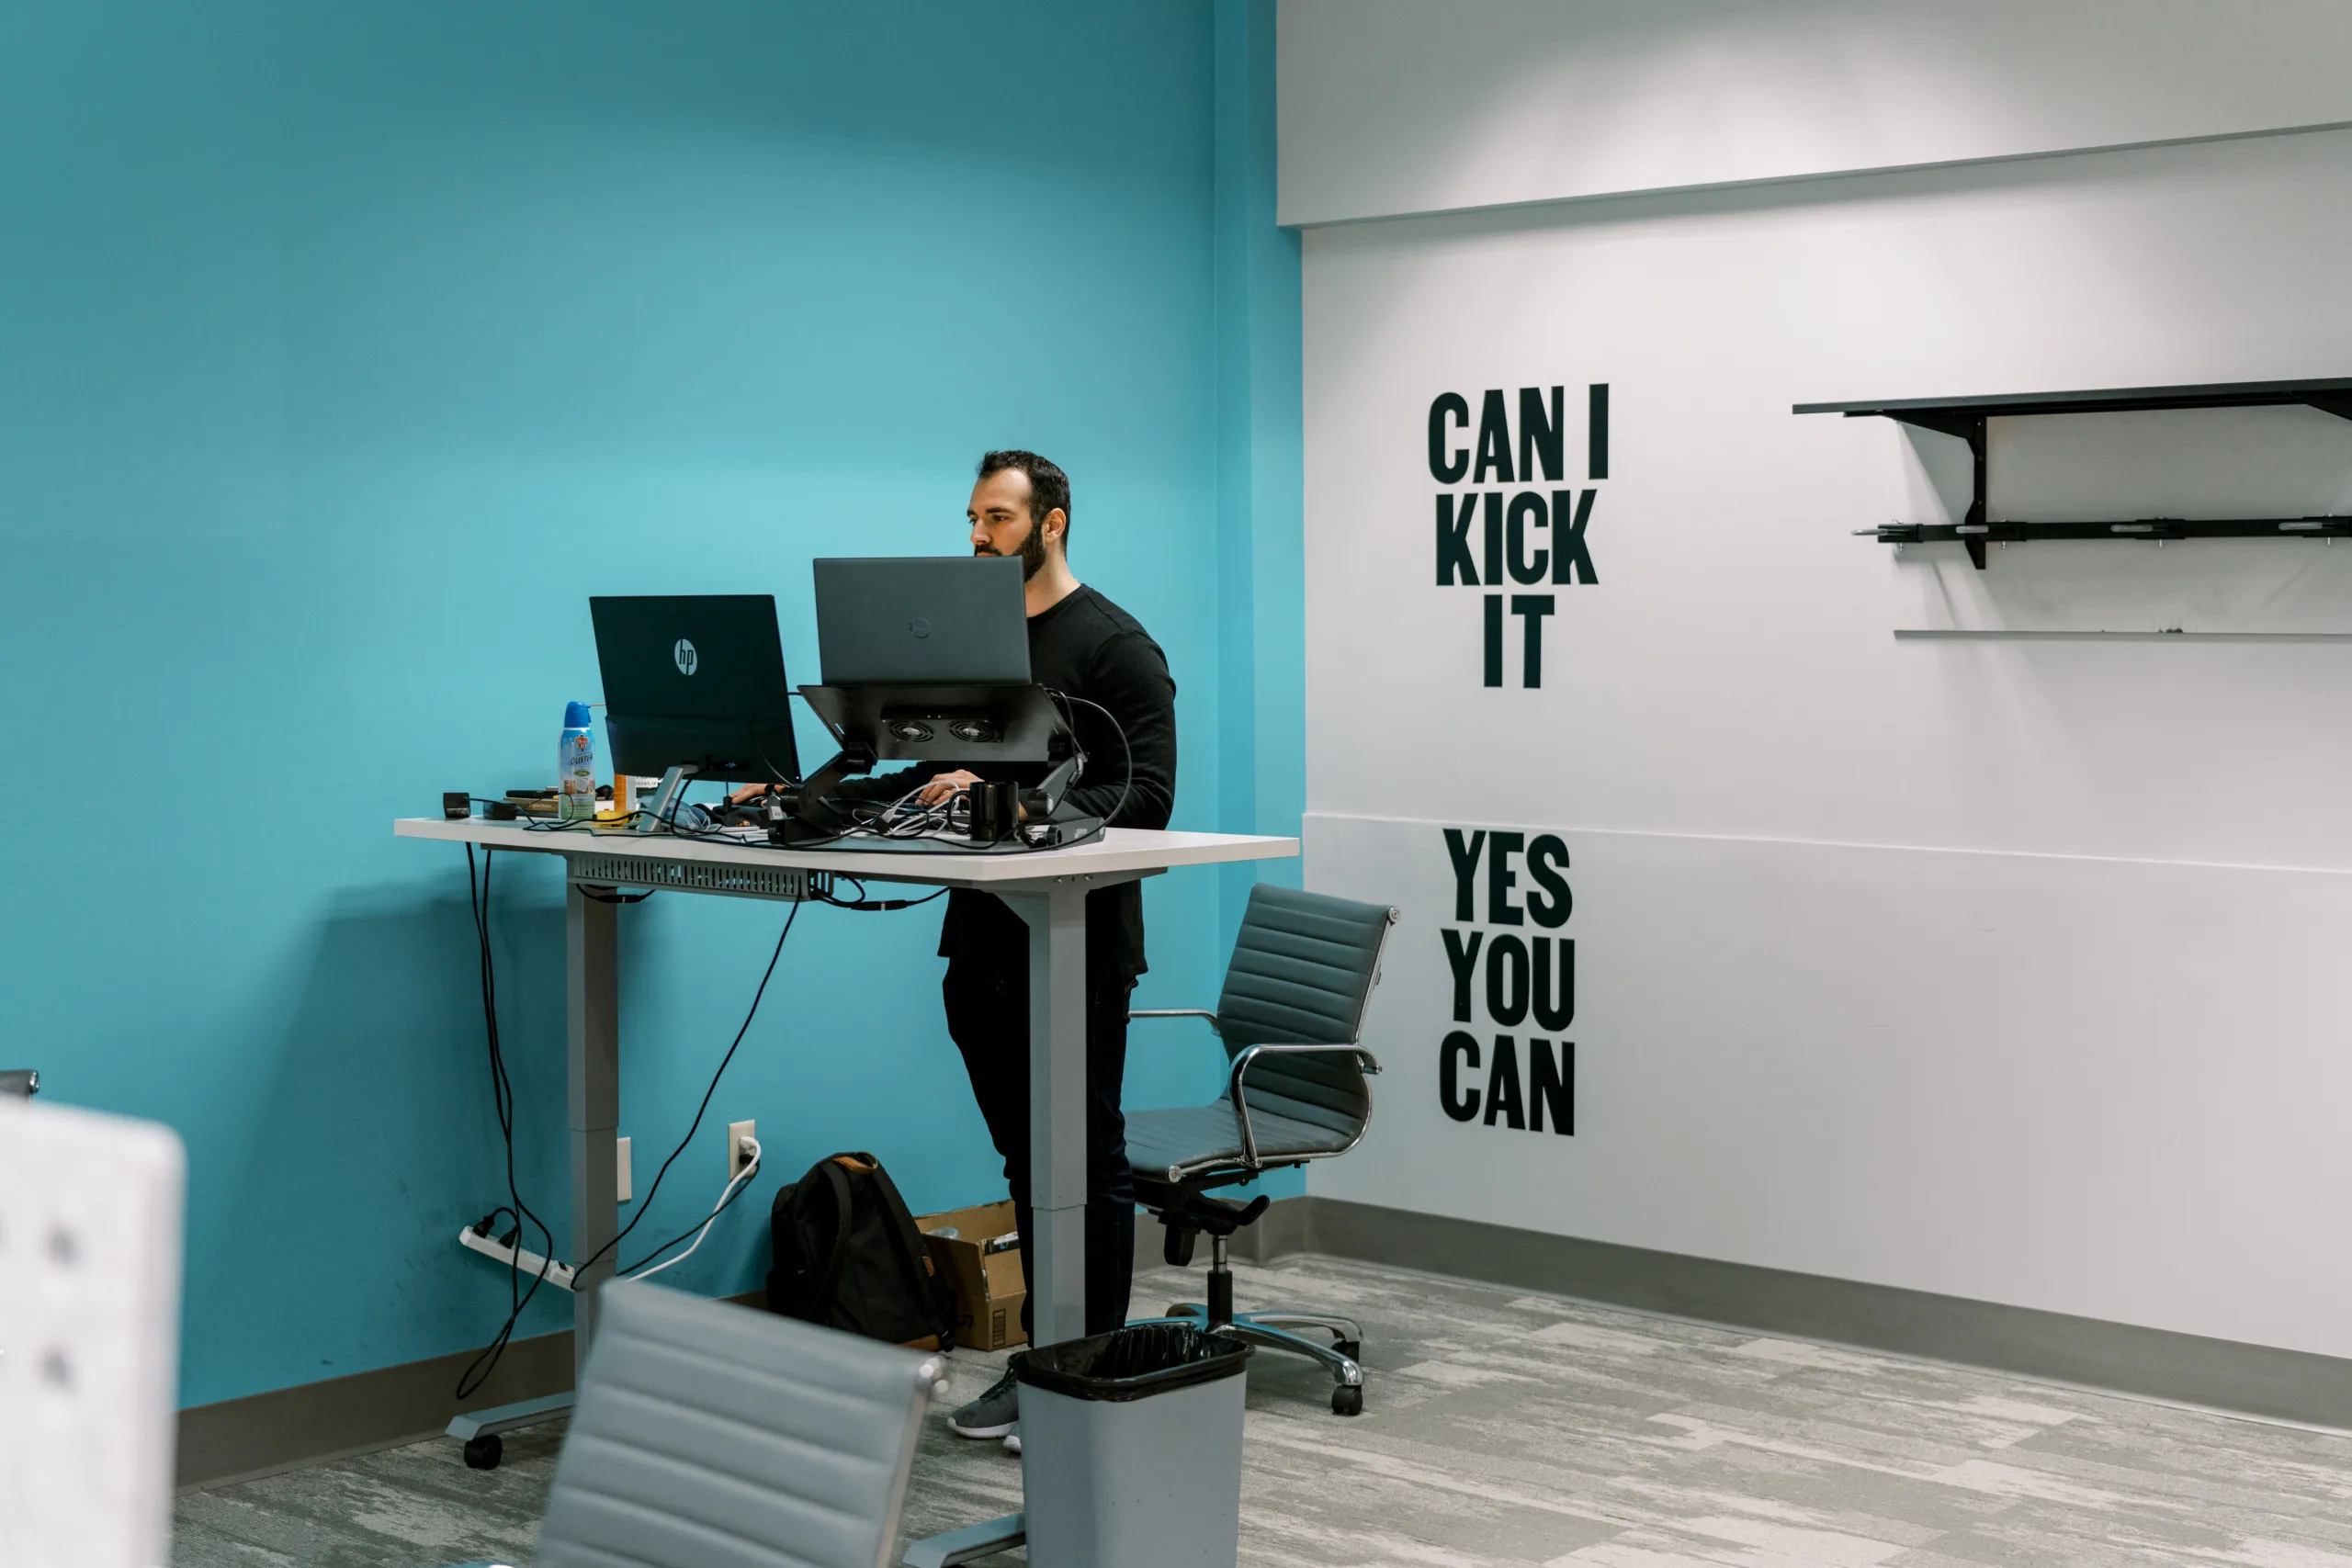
[588,594,801,789]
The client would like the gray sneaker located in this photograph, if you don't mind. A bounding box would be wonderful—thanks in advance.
[948,1369,1019,1439]
[1002,1424,1021,1456]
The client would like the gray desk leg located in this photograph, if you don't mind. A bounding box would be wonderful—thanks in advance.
[904,880,1096,1565]
[567,882,619,1381]
[1003,884,1090,1348]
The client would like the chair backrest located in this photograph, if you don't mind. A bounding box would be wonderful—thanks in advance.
[537,1280,937,1568]
[1216,884,1396,1145]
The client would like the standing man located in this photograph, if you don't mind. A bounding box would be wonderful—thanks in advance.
[861,451,1179,1444]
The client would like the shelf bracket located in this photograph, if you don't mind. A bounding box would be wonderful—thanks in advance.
[1804,378,2352,565]
[1885,412,1990,568]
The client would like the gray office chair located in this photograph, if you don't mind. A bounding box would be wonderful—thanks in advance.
[1125,882,1396,1416]
[450,1279,942,1568]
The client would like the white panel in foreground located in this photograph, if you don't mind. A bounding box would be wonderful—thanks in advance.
[0,1099,186,1568]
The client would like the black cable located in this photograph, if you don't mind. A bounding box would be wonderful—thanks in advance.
[639,780,788,844]
[821,874,946,910]
[749,690,803,790]
[465,798,648,835]
[571,897,801,1281]
[1046,689,1134,830]
[454,846,561,1400]
[794,689,1125,856]
[818,880,947,912]
[503,688,1125,865]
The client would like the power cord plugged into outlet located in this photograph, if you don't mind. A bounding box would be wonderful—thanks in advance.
[458,859,800,1397]
[628,1136,763,1284]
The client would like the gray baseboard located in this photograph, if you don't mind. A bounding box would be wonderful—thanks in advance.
[176,1290,766,1492]
[177,1327,576,1491]
[1232,1195,2352,1431]
[1227,1193,1317,1266]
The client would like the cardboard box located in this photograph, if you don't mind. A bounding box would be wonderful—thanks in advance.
[916,1199,1026,1351]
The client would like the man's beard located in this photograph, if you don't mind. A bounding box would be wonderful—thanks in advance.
[976,524,1048,581]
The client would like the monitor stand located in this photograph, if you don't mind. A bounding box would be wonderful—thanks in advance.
[791,813,1107,855]
[764,743,877,846]
[629,765,696,835]
[764,682,1091,849]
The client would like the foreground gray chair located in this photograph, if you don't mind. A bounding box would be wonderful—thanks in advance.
[450,1279,941,1568]
[1125,883,1396,1416]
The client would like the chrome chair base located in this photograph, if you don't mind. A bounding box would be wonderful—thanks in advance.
[1145,1303,1366,1416]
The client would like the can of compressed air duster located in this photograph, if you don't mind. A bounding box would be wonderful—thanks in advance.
[558,701,599,821]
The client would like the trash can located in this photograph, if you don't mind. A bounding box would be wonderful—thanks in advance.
[1012,1324,1253,1568]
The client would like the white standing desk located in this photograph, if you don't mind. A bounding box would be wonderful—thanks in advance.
[395,817,1295,1563]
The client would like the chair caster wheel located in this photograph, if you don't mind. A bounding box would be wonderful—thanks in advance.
[463,1434,503,1471]
[1334,1339,1361,1362]
[1331,1385,1363,1417]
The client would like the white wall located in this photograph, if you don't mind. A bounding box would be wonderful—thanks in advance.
[1295,6,2352,1360]
[1280,0,2352,225]
[1312,819,2352,1359]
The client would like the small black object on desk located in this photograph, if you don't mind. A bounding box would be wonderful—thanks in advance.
[967,779,1020,844]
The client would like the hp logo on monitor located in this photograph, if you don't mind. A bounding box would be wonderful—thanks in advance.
[673,638,699,676]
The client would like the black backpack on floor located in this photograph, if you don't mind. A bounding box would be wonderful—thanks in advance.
[765,1151,957,1351]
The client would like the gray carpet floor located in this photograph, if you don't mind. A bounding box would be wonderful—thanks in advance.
[173,1254,2352,1566]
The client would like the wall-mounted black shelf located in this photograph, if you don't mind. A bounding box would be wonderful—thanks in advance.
[1795,377,2352,568]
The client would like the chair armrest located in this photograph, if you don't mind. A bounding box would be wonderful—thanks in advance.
[1225,1043,1381,1168]
[1128,1008,1221,1037]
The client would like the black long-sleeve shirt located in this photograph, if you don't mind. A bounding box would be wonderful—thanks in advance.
[841,583,1177,981]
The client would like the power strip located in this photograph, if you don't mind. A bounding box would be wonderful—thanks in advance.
[0,1098,185,1568]
[458,1224,577,1292]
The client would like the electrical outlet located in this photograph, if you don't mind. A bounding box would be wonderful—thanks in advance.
[728,1119,757,1182]
[616,1135,632,1204]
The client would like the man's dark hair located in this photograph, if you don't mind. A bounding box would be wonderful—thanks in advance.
[978,449,1071,539]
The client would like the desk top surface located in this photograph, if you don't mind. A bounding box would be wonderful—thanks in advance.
[393,817,1297,887]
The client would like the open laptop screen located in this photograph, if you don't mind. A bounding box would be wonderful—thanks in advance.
[812,557,1031,685]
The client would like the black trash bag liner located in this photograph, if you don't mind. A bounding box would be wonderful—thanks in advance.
[1011,1324,1252,1404]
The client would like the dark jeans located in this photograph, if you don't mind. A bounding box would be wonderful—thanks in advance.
[941,956,1136,1341]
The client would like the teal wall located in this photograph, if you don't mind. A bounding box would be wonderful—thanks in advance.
[0,1,1302,1407]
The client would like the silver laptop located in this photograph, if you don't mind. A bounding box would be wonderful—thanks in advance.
[813,557,1032,684]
